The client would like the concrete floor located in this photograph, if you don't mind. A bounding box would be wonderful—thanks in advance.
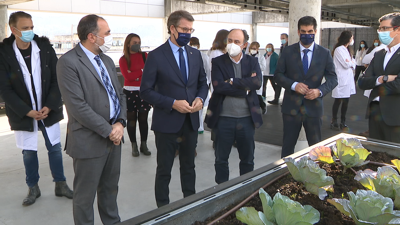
[0,106,282,225]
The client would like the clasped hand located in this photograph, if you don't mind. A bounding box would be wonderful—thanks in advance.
[109,122,124,145]
[26,106,51,120]
[172,98,203,114]
[295,83,320,100]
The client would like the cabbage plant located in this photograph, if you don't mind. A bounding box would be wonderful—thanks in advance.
[236,189,320,225]
[332,138,371,171]
[284,156,334,200]
[355,166,400,209]
[308,146,335,164]
[328,190,400,225]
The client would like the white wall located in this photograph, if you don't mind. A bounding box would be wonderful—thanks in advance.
[8,0,165,18]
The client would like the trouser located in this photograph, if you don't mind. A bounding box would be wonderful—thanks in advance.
[332,98,349,123]
[214,116,255,184]
[281,113,321,158]
[354,65,366,83]
[154,114,197,207]
[369,102,400,143]
[258,95,266,110]
[23,121,65,188]
[263,76,282,101]
[72,142,121,225]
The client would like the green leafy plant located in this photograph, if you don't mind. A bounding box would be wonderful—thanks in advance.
[284,156,334,200]
[236,189,320,225]
[309,146,335,164]
[332,138,371,171]
[355,166,400,209]
[328,190,400,225]
[392,159,400,173]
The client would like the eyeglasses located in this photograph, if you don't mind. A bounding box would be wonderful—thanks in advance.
[377,26,399,32]
[176,26,195,34]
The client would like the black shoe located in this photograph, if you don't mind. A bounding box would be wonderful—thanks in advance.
[22,184,41,206]
[132,142,139,157]
[261,108,267,115]
[340,123,349,131]
[267,100,278,105]
[140,141,151,156]
[330,121,340,130]
[55,181,73,199]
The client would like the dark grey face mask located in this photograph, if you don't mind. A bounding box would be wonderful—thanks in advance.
[130,44,141,52]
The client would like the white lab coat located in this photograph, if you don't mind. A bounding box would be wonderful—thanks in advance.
[12,40,60,150]
[250,53,266,95]
[332,46,356,98]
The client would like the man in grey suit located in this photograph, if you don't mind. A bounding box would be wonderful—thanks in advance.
[56,14,126,225]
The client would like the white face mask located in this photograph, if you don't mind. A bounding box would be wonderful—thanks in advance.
[226,43,243,57]
[96,34,113,53]
[349,39,354,46]
[190,45,199,49]
[250,50,257,55]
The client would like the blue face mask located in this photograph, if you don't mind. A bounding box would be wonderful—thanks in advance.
[374,42,379,46]
[300,34,315,46]
[174,29,191,46]
[360,44,365,48]
[15,28,34,43]
[281,39,286,45]
[266,48,272,52]
[378,31,395,46]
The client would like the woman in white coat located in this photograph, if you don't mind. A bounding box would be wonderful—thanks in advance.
[331,30,356,131]
[248,41,267,114]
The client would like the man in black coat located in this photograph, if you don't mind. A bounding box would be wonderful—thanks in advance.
[0,11,72,206]
[358,12,400,143]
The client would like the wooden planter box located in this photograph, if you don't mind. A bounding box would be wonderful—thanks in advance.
[121,133,400,225]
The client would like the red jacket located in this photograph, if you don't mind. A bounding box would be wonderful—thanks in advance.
[119,52,147,87]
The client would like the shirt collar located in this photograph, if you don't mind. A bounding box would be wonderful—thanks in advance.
[299,42,315,53]
[385,42,400,53]
[79,43,98,60]
[168,38,185,53]
[229,52,243,64]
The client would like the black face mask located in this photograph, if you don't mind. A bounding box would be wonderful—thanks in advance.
[130,44,141,52]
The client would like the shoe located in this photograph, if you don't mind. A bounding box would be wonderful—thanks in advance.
[55,181,73,199]
[140,141,151,156]
[330,121,340,130]
[358,130,369,137]
[132,142,139,157]
[198,130,204,134]
[267,100,278,105]
[22,183,41,206]
[340,123,349,131]
[261,108,267,115]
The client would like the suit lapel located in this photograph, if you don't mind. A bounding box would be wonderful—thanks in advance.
[294,44,305,77]
[185,45,194,84]
[306,44,319,78]
[385,47,400,71]
[75,45,103,85]
[162,41,185,84]
[224,54,235,79]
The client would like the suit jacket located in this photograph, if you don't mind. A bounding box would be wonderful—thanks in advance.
[140,41,208,133]
[274,43,337,117]
[358,48,400,126]
[0,34,63,131]
[205,53,263,129]
[56,44,127,159]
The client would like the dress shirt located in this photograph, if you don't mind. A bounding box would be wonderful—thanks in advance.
[168,38,189,79]
[79,43,117,119]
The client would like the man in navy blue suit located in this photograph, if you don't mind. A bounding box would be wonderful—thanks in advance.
[205,29,263,184]
[140,10,208,208]
[275,16,337,158]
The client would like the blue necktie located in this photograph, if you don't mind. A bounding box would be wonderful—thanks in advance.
[94,55,120,122]
[178,48,187,84]
[302,49,310,75]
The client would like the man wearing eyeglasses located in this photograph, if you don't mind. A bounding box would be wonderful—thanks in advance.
[140,10,208,208]
[358,12,400,143]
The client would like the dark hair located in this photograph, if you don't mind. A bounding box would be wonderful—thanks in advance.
[281,33,288,38]
[167,10,194,34]
[211,29,229,51]
[123,33,141,69]
[189,37,200,47]
[379,12,400,28]
[266,43,275,52]
[77,14,105,42]
[228,29,249,44]
[332,30,353,57]
[358,40,368,51]
[298,16,318,30]
[9,11,32,27]
[366,39,380,54]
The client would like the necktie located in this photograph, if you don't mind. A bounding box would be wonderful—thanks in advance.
[94,55,120,122]
[302,49,310,75]
[178,48,187,84]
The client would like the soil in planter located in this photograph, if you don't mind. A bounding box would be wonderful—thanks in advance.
[193,151,396,225]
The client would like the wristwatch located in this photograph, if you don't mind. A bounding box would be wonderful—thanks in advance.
[383,75,388,83]
[116,119,126,128]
